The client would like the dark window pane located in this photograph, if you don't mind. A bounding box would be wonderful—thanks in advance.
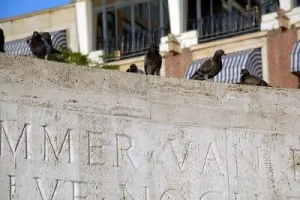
[135,2,150,32]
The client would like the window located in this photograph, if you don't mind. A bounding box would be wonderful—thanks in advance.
[96,0,170,59]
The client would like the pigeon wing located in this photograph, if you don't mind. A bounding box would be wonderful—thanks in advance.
[158,54,162,66]
[259,79,270,86]
[40,32,53,47]
[155,54,162,75]
[243,75,268,86]
[156,54,162,71]
[199,59,213,74]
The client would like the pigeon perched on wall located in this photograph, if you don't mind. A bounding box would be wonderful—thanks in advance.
[190,49,226,81]
[144,42,162,76]
[0,28,5,53]
[126,64,138,73]
[26,31,61,60]
[126,64,145,74]
[240,69,271,87]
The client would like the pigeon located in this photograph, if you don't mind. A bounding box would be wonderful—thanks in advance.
[126,64,138,73]
[26,31,61,60]
[126,64,145,74]
[0,28,5,53]
[144,42,162,75]
[190,49,226,81]
[240,69,271,87]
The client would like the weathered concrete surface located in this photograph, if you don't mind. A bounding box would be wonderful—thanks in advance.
[0,53,300,200]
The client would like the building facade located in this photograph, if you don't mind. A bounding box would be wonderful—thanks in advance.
[1,0,300,88]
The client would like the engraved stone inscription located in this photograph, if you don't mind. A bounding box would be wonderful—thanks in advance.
[116,134,136,169]
[42,125,73,163]
[71,181,88,200]
[234,145,261,177]
[1,117,300,199]
[199,191,224,200]
[120,184,135,200]
[169,138,192,172]
[291,149,300,180]
[160,188,185,200]
[119,185,149,200]
[34,177,60,200]
[0,121,30,159]
[87,131,106,165]
[201,143,223,175]
[9,175,16,200]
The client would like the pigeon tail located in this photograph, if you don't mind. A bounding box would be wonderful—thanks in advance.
[51,48,62,54]
[189,71,207,81]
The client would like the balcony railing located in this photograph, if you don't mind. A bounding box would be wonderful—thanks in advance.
[189,8,261,43]
[97,28,167,62]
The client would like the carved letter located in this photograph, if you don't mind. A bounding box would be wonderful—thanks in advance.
[34,177,60,200]
[119,185,149,200]
[291,149,300,180]
[71,181,88,200]
[199,191,224,199]
[9,175,16,200]
[144,186,149,200]
[120,184,135,200]
[201,143,222,175]
[42,125,72,163]
[87,131,106,165]
[235,145,261,177]
[0,121,30,159]
[116,134,136,169]
[169,138,191,172]
[160,188,185,200]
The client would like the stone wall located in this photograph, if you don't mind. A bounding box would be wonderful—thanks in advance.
[0,53,300,199]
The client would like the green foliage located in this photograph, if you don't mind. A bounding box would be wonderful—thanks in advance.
[99,52,115,60]
[47,48,121,71]
[48,48,90,66]
[100,64,120,71]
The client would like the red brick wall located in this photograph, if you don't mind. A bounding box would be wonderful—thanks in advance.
[165,48,193,78]
[267,27,298,88]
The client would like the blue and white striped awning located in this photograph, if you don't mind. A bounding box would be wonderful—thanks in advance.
[4,30,68,55]
[185,48,263,83]
[291,40,300,73]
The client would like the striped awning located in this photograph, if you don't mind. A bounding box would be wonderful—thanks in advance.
[291,40,300,73]
[185,48,263,83]
[4,30,68,55]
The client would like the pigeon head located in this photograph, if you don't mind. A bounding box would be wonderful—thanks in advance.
[32,31,42,39]
[241,69,250,75]
[127,64,138,73]
[149,42,159,53]
[129,64,138,72]
[213,49,226,58]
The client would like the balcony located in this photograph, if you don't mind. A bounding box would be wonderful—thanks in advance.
[189,9,261,43]
[97,29,166,62]
[187,0,278,43]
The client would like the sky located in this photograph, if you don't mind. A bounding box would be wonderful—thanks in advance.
[0,0,71,19]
